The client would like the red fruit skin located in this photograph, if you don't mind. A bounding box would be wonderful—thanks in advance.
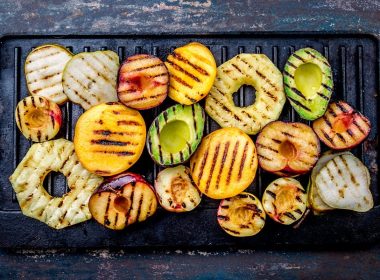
[95,172,155,194]
[50,106,62,127]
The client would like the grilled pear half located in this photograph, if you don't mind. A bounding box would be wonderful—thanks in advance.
[25,44,73,104]
[206,53,285,135]
[9,139,103,229]
[63,50,119,110]
[190,127,258,199]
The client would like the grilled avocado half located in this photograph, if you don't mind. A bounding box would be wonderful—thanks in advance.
[284,48,333,120]
[147,103,205,166]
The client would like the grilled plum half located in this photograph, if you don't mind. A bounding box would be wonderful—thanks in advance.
[74,102,146,176]
[165,42,217,105]
[118,54,169,110]
[190,127,258,199]
[262,177,307,225]
[147,103,205,166]
[313,101,371,150]
[256,121,320,176]
[217,192,265,237]
[15,96,62,142]
[155,165,202,212]
[89,172,158,230]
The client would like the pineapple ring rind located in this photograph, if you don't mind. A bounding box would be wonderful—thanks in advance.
[9,139,103,229]
[206,53,286,135]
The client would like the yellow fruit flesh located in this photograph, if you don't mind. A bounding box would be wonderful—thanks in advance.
[294,63,322,98]
[159,120,190,153]
[279,140,297,160]
[274,185,298,214]
[25,109,48,128]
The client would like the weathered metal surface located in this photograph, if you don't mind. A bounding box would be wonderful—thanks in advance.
[0,0,379,278]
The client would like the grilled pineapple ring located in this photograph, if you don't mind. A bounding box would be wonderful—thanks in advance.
[206,54,285,135]
[9,139,103,229]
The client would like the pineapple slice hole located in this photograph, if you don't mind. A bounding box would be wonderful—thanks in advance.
[294,63,322,99]
[232,85,256,107]
[159,120,190,153]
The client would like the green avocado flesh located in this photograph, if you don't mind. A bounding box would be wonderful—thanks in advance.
[294,63,322,99]
[147,103,205,166]
[284,48,333,121]
[159,120,191,153]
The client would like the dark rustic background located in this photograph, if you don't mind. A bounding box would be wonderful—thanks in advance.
[0,0,379,279]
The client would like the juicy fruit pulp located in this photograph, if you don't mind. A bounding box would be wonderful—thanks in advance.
[74,102,146,176]
[294,63,322,99]
[159,120,191,154]
[118,54,169,110]
[256,121,320,176]
[9,139,103,229]
[15,96,62,142]
[313,101,371,150]
[155,165,202,212]
[165,42,217,105]
[25,44,73,104]
[190,127,258,199]
[262,178,307,225]
[206,53,286,135]
[284,48,333,120]
[217,192,265,237]
[89,173,157,230]
[147,103,205,166]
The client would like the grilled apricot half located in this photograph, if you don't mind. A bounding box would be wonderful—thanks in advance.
[190,127,258,199]
[74,102,146,176]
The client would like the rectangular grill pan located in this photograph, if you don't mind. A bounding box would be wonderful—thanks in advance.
[0,33,378,248]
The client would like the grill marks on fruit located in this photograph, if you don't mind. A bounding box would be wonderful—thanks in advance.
[172,51,210,76]
[287,96,312,112]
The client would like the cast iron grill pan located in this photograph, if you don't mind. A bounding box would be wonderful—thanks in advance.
[0,34,378,248]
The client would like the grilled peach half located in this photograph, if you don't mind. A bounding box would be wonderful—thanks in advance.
[256,121,320,176]
[118,54,169,110]
[74,102,146,176]
[89,172,157,230]
[217,192,265,237]
[15,96,62,142]
[155,165,202,213]
[312,101,371,150]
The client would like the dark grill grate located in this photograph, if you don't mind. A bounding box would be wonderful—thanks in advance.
[0,34,378,248]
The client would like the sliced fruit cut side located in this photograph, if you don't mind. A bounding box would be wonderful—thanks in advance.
[165,42,217,105]
[9,139,103,229]
[15,96,62,142]
[206,53,286,135]
[284,48,333,120]
[147,103,205,166]
[217,192,265,237]
[74,102,146,176]
[256,121,320,176]
[118,54,169,110]
[315,154,373,212]
[89,173,157,230]
[25,44,73,104]
[262,177,307,225]
[190,127,258,199]
[155,165,202,212]
[62,50,119,110]
[313,101,371,150]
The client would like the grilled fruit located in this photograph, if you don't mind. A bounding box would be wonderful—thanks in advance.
[89,172,157,230]
[15,96,62,142]
[262,178,307,225]
[147,104,205,166]
[315,153,373,212]
[313,101,371,150]
[74,102,146,176]
[9,139,103,229]
[217,192,265,237]
[62,50,119,110]
[308,151,350,213]
[206,53,286,135]
[256,121,320,176]
[284,48,333,120]
[118,54,169,110]
[25,44,73,104]
[190,127,258,199]
[165,42,217,104]
[155,165,202,212]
